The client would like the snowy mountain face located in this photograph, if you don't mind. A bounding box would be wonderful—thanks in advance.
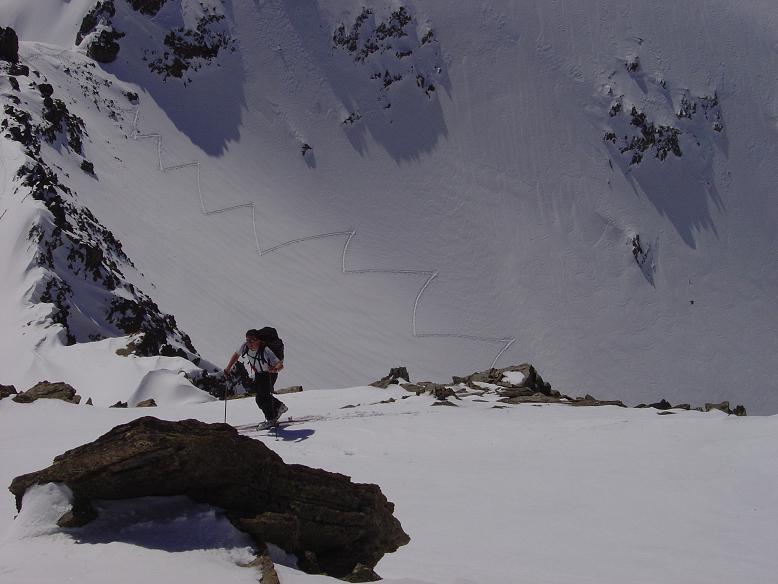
[1,0,777,412]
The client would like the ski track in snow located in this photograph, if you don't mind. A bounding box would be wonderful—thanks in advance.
[233,409,423,434]
[129,106,517,368]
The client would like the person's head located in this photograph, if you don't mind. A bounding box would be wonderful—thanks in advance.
[245,329,264,348]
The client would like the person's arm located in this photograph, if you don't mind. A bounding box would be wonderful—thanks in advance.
[265,348,284,373]
[224,352,240,376]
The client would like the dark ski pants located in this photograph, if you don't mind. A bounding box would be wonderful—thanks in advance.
[251,372,284,421]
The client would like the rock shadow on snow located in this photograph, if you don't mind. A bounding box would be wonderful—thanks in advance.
[103,8,246,157]
[68,495,255,552]
[609,145,724,249]
[280,1,450,164]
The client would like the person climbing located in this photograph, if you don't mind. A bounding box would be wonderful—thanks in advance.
[224,329,286,430]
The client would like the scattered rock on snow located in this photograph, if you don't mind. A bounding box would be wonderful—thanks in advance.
[9,417,409,581]
[275,385,304,395]
[12,381,81,404]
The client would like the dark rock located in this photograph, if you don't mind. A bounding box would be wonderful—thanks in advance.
[343,563,381,582]
[244,553,279,584]
[276,385,303,395]
[76,1,116,45]
[86,398,93,406]
[705,401,731,414]
[135,398,157,407]
[0,384,18,400]
[37,83,54,98]
[57,497,98,527]
[0,27,19,63]
[429,384,455,401]
[86,28,125,63]
[80,160,95,175]
[9,417,409,579]
[123,91,139,103]
[649,399,672,410]
[127,0,167,15]
[732,405,747,417]
[569,396,626,408]
[12,381,81,404]
[109,401,128,408]
[9,76,19,91]
[431,400,458,407]
[8,63,28,76]
[370,367,410,388]
[498,393,564,405]
[673,404,691,410]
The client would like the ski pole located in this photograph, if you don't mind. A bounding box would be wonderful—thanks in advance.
[223,372,228,424]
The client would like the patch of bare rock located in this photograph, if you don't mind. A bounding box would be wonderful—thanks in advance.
[9,417,409,582]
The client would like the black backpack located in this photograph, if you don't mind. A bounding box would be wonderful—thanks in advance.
[244,326,284,362]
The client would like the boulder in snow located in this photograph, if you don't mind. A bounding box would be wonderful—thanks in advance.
[12,381,81,404]
[9,417,409,581]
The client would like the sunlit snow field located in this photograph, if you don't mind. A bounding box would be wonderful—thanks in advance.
[2,380,776,584]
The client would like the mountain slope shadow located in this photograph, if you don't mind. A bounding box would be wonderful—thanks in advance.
[104,4,246,156]
[614,148,724,249]
[278,1,450,163]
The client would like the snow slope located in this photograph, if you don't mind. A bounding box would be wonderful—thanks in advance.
[1,0,777,413]
[1,387,777,584]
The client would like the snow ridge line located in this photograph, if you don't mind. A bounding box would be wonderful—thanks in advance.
[130,107,515,368]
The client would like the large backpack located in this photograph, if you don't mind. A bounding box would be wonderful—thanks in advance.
[244,326,284,362]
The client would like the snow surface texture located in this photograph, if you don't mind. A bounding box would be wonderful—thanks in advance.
[1,0,777,415]
[1,388,777,584]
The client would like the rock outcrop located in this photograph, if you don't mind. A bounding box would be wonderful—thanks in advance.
[370,367,410,389]
[0,27,19,63]
[12,381,81,404]
[0,384,18,400]
[9,417,409,581]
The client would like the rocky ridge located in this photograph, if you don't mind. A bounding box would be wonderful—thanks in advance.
[1,34,198,358]
[372,364,748,415]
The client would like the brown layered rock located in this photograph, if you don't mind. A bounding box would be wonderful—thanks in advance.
[370,367,410,388]
[12,381,81,404]
[9,417,409,581]
[0,384,18,400]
